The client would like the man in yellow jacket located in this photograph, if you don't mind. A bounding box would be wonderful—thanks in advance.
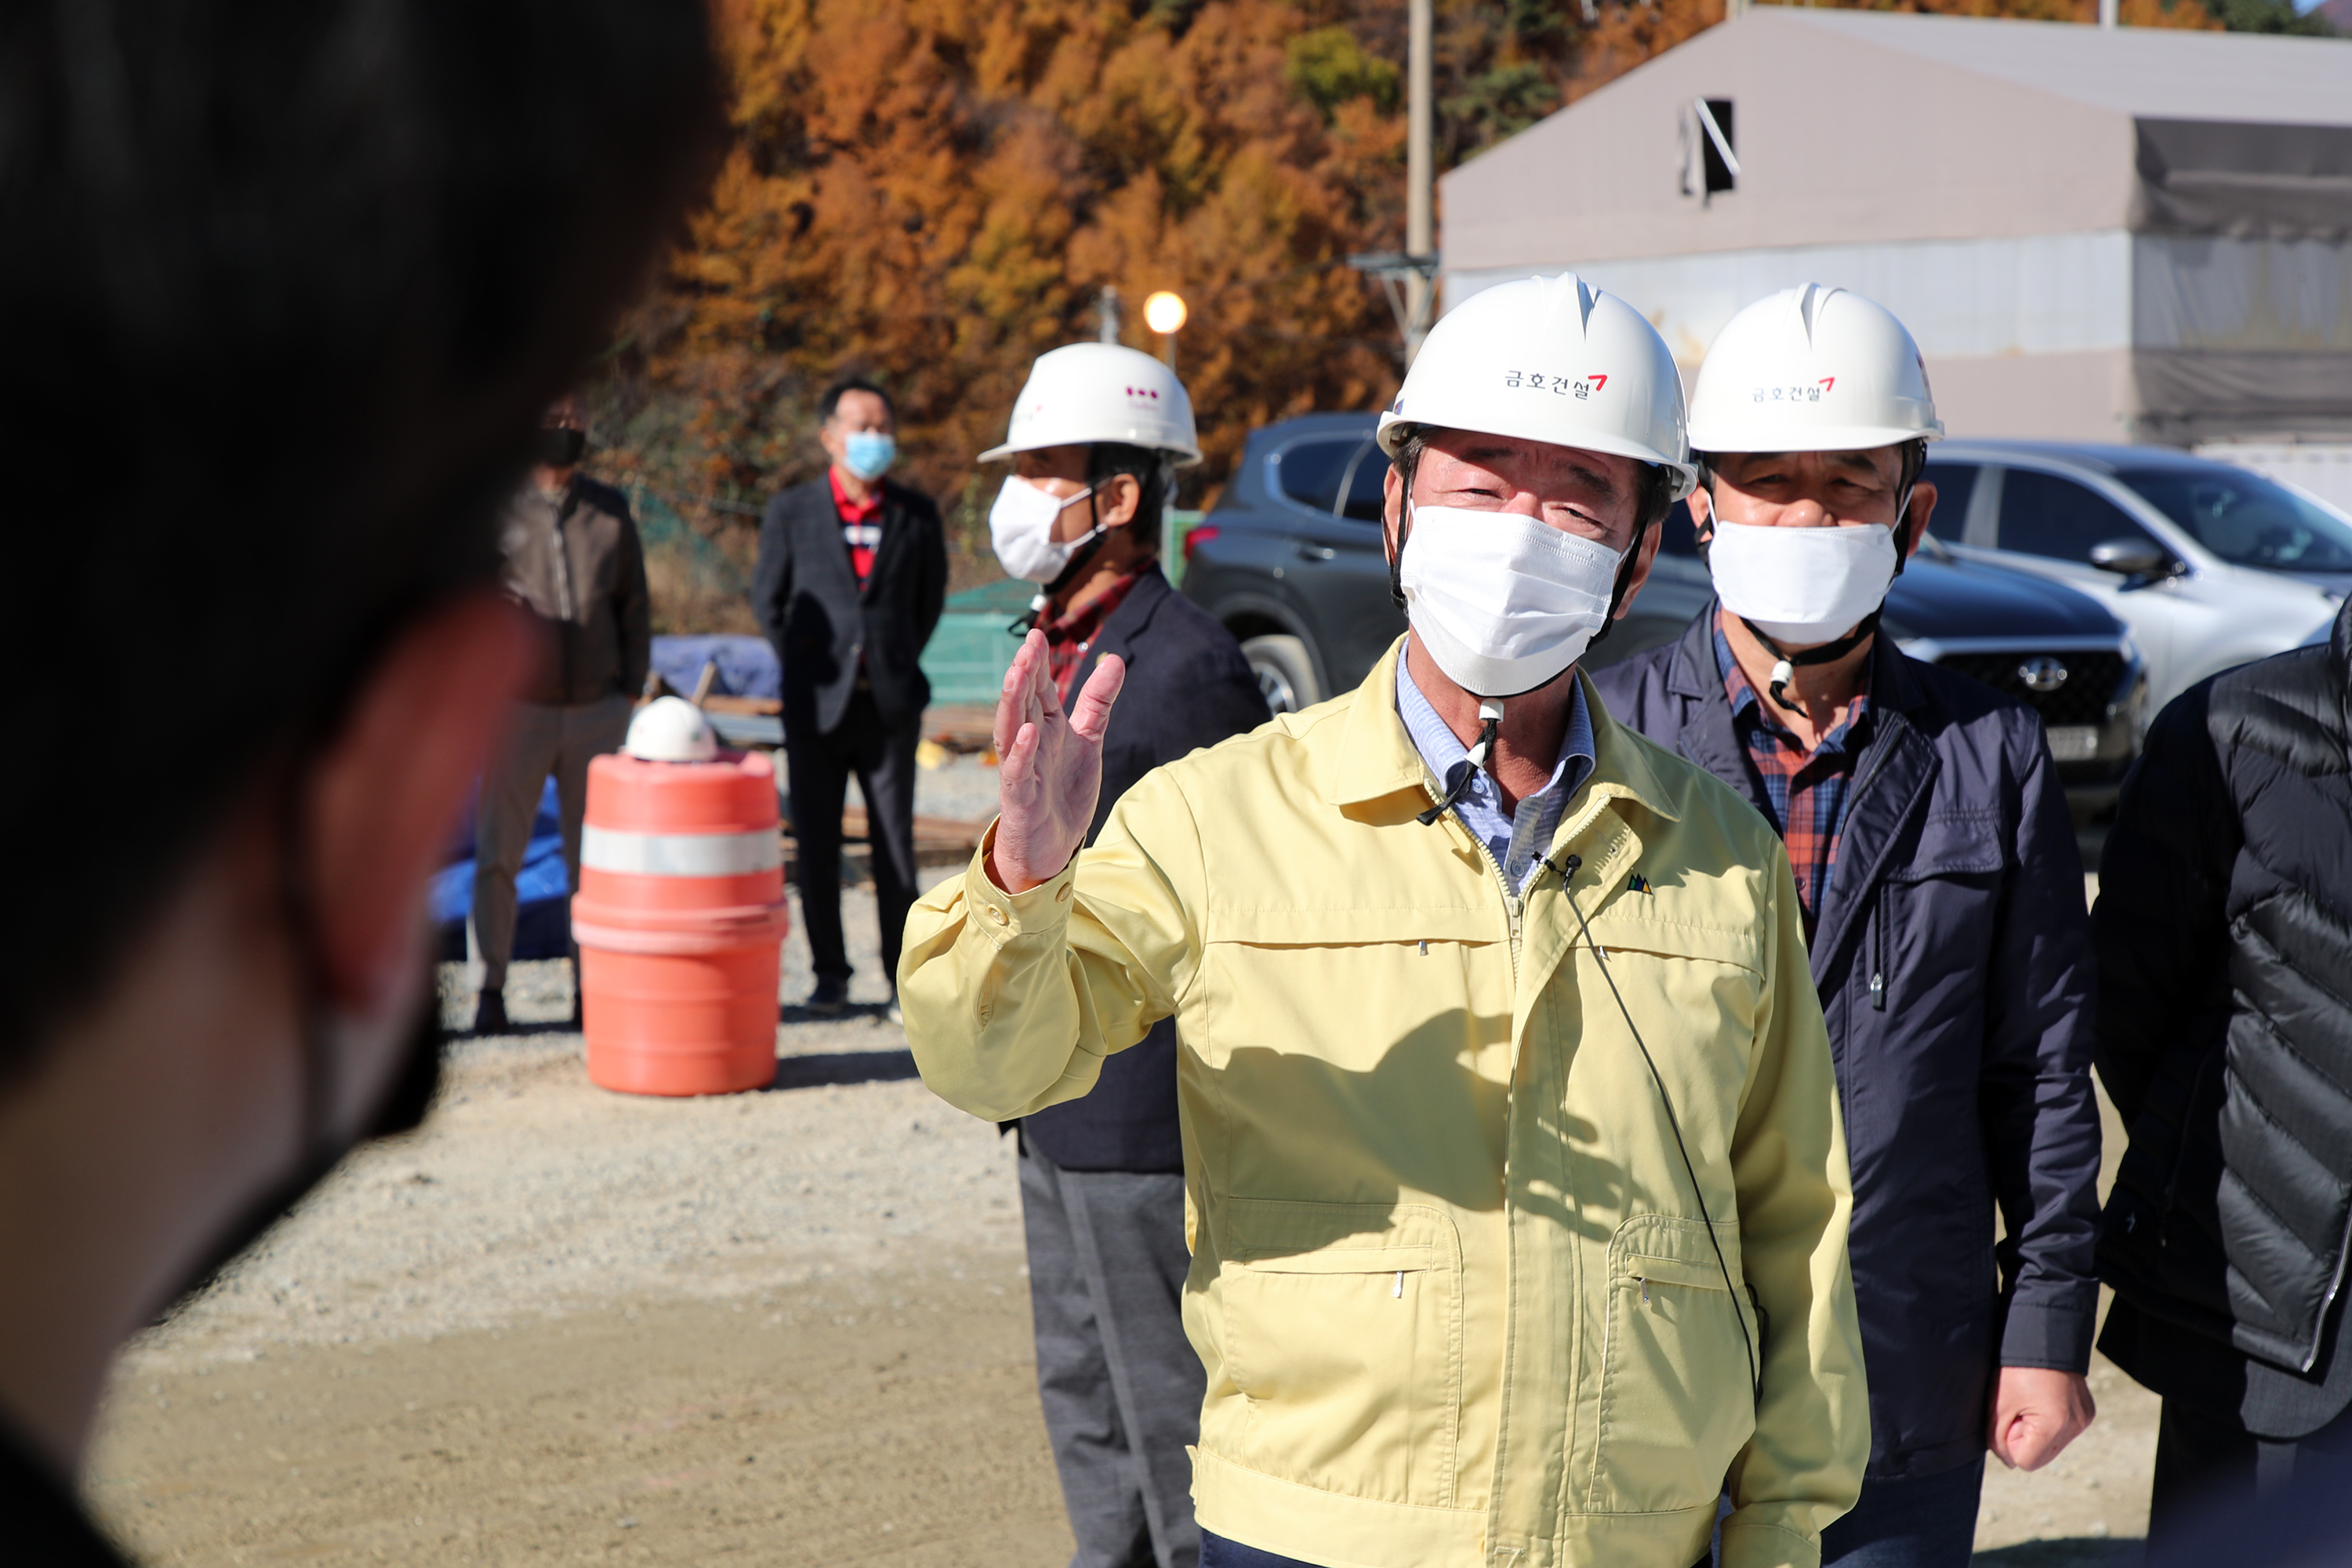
[902,275,1867,1568]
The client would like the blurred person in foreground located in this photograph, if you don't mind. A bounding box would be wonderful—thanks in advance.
[470,394,652,1035]
[902,276,1865,1568]
[0,4,717,1562]
[2095,593,2352,1541]
[1595,286,2100,1568]
[978,342,1267,1568]
[753,379,946,1019]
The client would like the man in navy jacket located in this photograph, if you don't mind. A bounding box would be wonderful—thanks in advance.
[960,343,1266,1568]
[1595,288,2100,1568]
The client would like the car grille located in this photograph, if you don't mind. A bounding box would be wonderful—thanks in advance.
[1935,650,2126,727]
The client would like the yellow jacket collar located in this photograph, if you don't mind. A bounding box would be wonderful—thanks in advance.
[1328,636,1682,827]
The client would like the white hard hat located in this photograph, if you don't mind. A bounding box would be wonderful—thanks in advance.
[624,695,719,763]
[1687,284,1943,454]
[978,343,1202,466]
[1375,273,1696,499]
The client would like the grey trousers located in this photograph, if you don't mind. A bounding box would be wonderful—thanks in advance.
[1019,1138,1203,1568]
[470,694,631,992]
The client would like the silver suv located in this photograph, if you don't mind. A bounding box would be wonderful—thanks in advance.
[1921,441,2347,712]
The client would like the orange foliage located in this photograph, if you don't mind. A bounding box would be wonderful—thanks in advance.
[618,0,1406,540]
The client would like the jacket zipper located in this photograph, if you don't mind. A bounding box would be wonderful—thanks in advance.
[549,493,577,697]
[1845,712,1904,1011]
[2307,1197,2352,1373]
[1420,776,1523,979]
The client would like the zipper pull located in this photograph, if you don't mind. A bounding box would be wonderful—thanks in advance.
[1394,1271,1405,1299]
[1870,971,1886,1011]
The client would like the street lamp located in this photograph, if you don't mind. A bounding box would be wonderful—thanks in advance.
[1144,290,1187,368]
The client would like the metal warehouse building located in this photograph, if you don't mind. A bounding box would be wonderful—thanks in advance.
[1439,9,2352,484]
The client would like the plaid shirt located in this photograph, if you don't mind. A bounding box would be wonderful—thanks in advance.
[1714,619,1871,940]
[1044,572,1143,702]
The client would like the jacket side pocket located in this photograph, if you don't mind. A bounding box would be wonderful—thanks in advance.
[1588,1214,1757,1514]
[1215,1200,1463,1508]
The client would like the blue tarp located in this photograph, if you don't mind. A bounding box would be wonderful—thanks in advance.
[431,777,572,962]
[650,634,779,699]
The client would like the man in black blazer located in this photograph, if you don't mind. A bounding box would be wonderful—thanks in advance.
[962,343,1267,1568]
[753,378,946,1015]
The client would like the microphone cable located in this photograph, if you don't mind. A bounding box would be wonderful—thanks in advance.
[1541,851,1763,1406]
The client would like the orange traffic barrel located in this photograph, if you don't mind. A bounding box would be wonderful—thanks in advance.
[572,699,788,1095]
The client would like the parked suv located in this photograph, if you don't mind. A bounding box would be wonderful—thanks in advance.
[1184,413,2147,819]
[1920,441,2347,712]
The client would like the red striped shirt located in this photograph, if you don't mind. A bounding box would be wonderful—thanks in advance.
[829,466,883,586]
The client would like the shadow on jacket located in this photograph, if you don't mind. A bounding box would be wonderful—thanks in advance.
[1018,565,1269,1174]
[751,475,946,735]
[2096,597,2352,1437]
[1592,604,2101,1481]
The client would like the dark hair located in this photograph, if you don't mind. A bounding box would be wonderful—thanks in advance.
[821,377,896,425]
[1385,426,1679,633]
[1087,443,1171,547]
[0,1,720,1073]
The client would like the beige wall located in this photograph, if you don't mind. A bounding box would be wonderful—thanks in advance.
[1441,11,2137,274]
[1926,350,2137,444]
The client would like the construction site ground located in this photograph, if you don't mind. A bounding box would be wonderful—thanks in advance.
[85,766,2147,1566]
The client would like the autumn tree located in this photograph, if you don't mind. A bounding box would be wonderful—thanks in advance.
[590,0,1419,622]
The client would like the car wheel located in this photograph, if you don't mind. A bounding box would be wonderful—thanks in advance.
[1241,634,1323,715]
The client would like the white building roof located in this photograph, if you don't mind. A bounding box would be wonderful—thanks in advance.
[1777,9,2352,125]
[1439,9,2352,274]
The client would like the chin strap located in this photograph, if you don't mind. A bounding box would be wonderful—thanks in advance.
[1012,489,1110,636]
[1417,699,1504,826]
[1744,610,1880,713]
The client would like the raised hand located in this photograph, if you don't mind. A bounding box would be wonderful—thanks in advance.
[989,630,1125,893]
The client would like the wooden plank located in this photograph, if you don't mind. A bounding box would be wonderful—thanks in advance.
[701,693,782,717]
[781,808,987,873]
[924,705,998,754]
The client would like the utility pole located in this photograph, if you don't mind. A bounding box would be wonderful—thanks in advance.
[1348,0,1439,365]
[1405,0,1433,362]
[1097,285,1121,343]
[2099,0,2118,26]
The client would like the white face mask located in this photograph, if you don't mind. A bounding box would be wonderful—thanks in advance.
[1399,505,1625,699]
[1705,517,1897,645]
[989,476,1098,583]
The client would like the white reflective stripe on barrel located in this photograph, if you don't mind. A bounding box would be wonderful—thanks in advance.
[579,825,781,877]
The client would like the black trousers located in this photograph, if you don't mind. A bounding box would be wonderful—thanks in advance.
[1020,1138,1203,1568]
[2150,1395,2352,1544]
[784,687,920,990]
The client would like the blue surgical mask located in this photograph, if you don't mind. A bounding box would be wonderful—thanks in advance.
[841,431,896,481]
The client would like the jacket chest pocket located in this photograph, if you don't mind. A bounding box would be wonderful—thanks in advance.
[1214,1200,1464,1508]
[1588,1217,1756,1514]
[1869,822,2004,1020]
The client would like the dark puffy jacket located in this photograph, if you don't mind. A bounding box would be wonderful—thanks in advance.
[1018,567,1269,1172]
[2095,598,2352,1438]
[1594,608,2101,1480]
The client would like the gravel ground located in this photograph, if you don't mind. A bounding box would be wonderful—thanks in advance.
[137,877,979,1374]
[140,752,1007,1363]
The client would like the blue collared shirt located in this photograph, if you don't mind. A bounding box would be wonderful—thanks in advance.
[1396,642,1596,894]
